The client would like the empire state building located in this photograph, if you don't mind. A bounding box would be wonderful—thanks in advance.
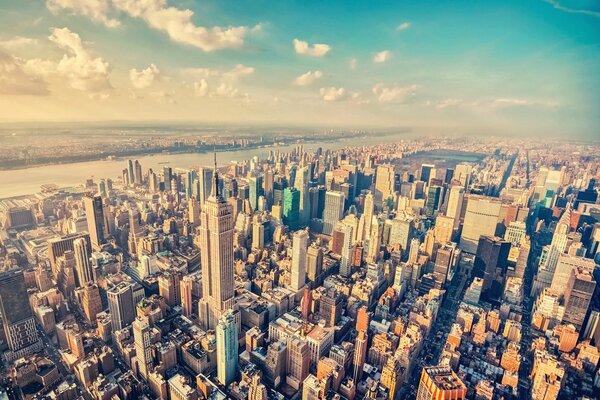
[198,153,236,330]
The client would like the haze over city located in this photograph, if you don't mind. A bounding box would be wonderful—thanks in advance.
[1,2,600,400]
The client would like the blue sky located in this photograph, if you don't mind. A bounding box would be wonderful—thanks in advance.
[0,0,598,138]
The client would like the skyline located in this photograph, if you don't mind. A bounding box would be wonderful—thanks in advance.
[0,0,598,138]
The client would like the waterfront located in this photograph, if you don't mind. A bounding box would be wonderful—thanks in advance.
[0,134,487,198]
[0,135,384,198]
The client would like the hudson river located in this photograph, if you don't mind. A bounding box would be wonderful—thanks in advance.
[0,135,485,198]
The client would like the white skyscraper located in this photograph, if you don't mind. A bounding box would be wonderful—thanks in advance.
[323,191,345,236]
[446,186,465,229]
[361,191,375,242]
[291,230,308,291]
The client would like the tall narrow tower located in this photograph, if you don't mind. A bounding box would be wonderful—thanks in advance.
[73,237,93,286]
[199,152,236,330]
[133,316,152,379]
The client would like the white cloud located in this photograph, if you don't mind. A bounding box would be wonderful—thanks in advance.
[48,27,112,94]
[491,98,535,107]
[396,22,411,31]
[320,86,347,102]
[293,38,331,57]
[214,83,240,98]
[222,64,254,82]
[0,51,49,96]
[129,64,160,89]
[435,98,464,109]
[194,79,208,96]
[46,0,120,28]
[112,0,254,51]
[373,50,391,63]
[293,70,323,86]
[431,97,554,110]
[372,83,418,103]
[0,36,39,50]
[543,0,600,18]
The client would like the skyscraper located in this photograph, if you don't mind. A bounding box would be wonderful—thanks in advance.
[197,167,213,207]
[286,337,310,390]
[294,166,310,226]
[306,245,323,284]
[563,267,596,329]
[133,316,152,379]
[381,358,401,400]
[374,164,395,208]
[84,194,106,250]
[180,275,194,317]
[340,225,354,277]
[291,230,308,291]
[425,185,442,216]
[283,187,301,230]
[198,154,235,330]
[433,243,457,289]
[323,191,345,236]
[474,236,510,294]
[216,310,238,387]
[134,160,143,185]
[248,175,264,211]
[366,218,382,264]
[0,269,43,361]
[420,164,435,184]
[82,283,102,325]
[446,186,465,229]
[263,168,274,207]
[128,159,134,186]
[460,195,501,254]
[73,237,93,286]
[107,282,135,331]
[353,330,368,383]
[361,191,375,241]
[533,205,571,294]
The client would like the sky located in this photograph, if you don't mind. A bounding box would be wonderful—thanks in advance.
[0,0,599,138]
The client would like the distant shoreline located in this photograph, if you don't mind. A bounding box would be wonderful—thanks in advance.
[0,132,393,172]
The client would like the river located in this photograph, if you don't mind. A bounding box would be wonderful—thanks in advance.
[0,135,396,198]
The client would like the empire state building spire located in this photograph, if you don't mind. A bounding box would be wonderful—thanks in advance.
[211,149,220,199]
